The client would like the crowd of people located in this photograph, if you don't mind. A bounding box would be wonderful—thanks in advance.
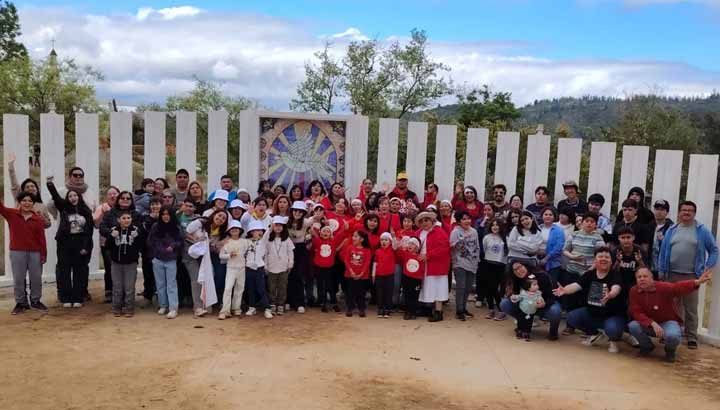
[2,157,716,363]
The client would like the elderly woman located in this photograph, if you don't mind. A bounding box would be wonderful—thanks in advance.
[415,211,451,322]
[499,261,562,340]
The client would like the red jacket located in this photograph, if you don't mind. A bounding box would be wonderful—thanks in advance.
[422,192,437,210]
[440,216,453,236]
[374,246,396,277]
[343,245,372,279]
[451,198,484,224]
[398,249,425,279]
[312,236,339,268]
[418,226,450,276]
[0,201,47,262]
[629,280,698,327]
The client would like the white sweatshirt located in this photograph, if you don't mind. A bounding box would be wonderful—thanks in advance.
[220,238,250,269]
[265,237,295,273]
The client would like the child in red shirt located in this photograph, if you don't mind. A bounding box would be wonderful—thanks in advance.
[343,230,372,317]
[312,226,345,312]
[397,237,425,320]
[374,232,396,318]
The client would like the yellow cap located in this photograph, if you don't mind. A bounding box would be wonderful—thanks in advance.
[397,172,409,180]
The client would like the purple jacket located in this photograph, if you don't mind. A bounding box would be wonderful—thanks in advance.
[147,224,183,261]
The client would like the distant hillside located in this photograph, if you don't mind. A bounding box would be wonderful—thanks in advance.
[415,94,720,138]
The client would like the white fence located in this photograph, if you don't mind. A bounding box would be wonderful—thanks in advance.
[2,109,720,346]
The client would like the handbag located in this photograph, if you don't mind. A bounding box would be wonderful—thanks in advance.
[188,240,208,259]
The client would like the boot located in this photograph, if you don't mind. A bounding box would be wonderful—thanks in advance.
[428,310,441,322]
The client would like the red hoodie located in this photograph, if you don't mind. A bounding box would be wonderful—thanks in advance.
[451,198,484,224]
[374,246,396,277]
[418,225,451,276]
[343,245,372,279]
[397,249,425,280]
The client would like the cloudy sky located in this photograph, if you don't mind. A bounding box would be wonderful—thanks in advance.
[16,0,720,110]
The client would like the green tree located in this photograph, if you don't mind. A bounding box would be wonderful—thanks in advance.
[290,45,343,114]
[0,1,26,62]
[455,85,520,128]
[343,39,395,117]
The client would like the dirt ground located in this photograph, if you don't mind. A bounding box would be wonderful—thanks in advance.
[1,280,719,410]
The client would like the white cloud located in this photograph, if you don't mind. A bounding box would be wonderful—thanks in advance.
[326,27,369,41]
[135,6,203,21]
[16,6,720,110]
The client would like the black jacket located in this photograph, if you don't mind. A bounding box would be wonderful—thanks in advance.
[104,224,144,264]
[47,182,94,251]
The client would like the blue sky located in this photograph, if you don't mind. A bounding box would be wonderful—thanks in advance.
[15,0,720,108]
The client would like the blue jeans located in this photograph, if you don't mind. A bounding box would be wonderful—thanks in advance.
[628,320,682,352]
[500,298,562,337]
[246,267,270,310]
[567,307,625,341]
[153,258,178,310]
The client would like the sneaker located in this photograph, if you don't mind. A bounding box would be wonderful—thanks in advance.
[664,349,676,363]
[72,303,83,308]
[84,293,92,302]
[124,311,134,318]
[11,304,26,315]
[246,307,257,316]
[62,303,72,308]
[623,333,640,347]
[493,312,507,321]
[31,301,48,312]
[377,310,383,318]
[231,310,242,317]
[297,306,305,314]
[264,309,274,319]
[688,340,698,350]
[218,312,227,320]
[277,306,285,316]
[475,301,483,308]
[608,341,619,353]
[104,294,112,304]
[583,331,609,347]
[166,310,178,319]
[113,311,122,317]
[485,309,496,320]
[523,332,532,342]
[332,305,341,313]
[285,304,291,311]
[194,308,208,317]
[157,307,167,315]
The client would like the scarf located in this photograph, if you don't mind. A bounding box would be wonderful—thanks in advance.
[66,181,88,194]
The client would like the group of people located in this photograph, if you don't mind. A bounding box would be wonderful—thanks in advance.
[2,159,716,363]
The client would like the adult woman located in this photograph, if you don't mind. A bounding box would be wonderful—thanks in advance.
[161,189,176,210]
[305,179,331,209]
[452,185,483,224]
[7,153,52,228]
[499,261,562,340]
[422,183,439,209]
[148,207,184,319]
[507,210,543,268]
[1,193,48,314]
[287,201,312,313]
[94,186,120,302]
[539,207,565,283]
[289,185,304,203]
[365,191,381,212]
[187,181,208,215]
[204,209,229,304]
[273,184,286,198]
[236,188,252,204]
[437,200,454,236]
[357,178,374,204]
[47,177,94,308]
[257,179,273,198]
[272,194,291,217]
[240,197,272,232]
[509,194,523,212]
[328,182,347,208]
[416,211,451,322]
[99,191,141,303]
[154,178,169,196]
[376,196,401,234]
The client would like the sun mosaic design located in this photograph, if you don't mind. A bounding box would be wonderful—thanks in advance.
[260,118,346,190]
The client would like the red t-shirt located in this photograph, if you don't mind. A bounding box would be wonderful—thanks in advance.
[374,246,396,277]
[343,245,372,279]
[377,211,401,234]
[398,249,425,280]
[312,236,338,268]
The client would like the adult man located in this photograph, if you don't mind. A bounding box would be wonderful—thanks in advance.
[387,172,420,214]
[526,186,555,225]
[170,169,190,203]
[207,175,238,203]
[557,180,588,217]
[612,199,652,260]
[650,199,673,279]
[46,167,98,217]
[616,187,654,225]
[629,267,712,362]
[658,200,718,349]
[587,193,612,238]
[490,184,510,219]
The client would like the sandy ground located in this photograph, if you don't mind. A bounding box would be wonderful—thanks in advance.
[1,280,719,410]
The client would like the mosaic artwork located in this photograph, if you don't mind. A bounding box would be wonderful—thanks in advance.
[259,118,346,190]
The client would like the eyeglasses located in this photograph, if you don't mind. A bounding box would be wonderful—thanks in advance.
[119,196,132,200]
[163,195,173,199]
[71,173,84,178]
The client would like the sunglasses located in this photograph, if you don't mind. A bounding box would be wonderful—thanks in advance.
[71,173,84,178]
[163,195,173,198]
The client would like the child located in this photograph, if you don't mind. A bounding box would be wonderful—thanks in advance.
[450,210,481,321]
[148,207,184,319]
[392,214,416,305]
[613,226,645,305]
[245,220,273,319]
[140,197,162,303]
[482,219,507,320]
[510,275,544,341]
[397,237,424,320]
[228,199,247,222]
[288,201,312,313]
[105,210,143,317]
[0,194,48,315]
[218,220,249,319]
[374,232,396,318]
[134,178,155,215]
[312,225,343,312]
[343,230,372,317]
[265,216,295,315]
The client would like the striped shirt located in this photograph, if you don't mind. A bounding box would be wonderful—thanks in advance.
[564,230,605,275]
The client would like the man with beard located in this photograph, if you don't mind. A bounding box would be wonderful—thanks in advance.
[387,172,420,214]
[490,184,510,219]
